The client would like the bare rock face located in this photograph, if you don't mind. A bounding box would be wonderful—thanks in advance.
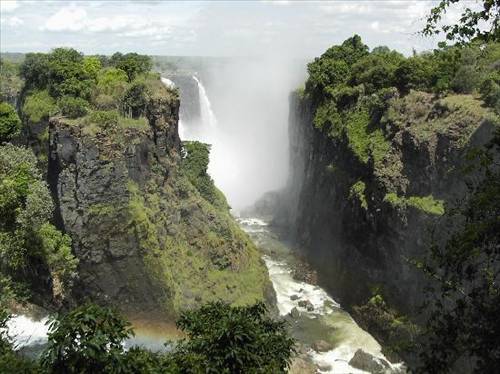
[46,89,274,317]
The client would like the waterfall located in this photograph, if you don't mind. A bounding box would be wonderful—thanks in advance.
[192,76,217,132]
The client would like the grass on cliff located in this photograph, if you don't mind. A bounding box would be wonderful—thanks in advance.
[126,176,269,316]
[384,193,445,215]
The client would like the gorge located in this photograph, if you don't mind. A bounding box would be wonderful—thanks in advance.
[1,4,499,371]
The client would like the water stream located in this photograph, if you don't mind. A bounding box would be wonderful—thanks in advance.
[238,217,403,373]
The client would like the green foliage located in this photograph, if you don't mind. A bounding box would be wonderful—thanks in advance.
[58,96,89,119]
[345,107,390,165]
[41,303,133,373]
[407,196,445,216]
[94,67,128,109]
[46,48,94,100]
[110,52,153,82]
[84,110,119,129]
[82,56,101,81]
[19,53,50,90]
[10,301,295,373]
[353,294,420,360]
[0,102,21,143]
[0,144,77,295]
[170,301,296,373]
[121,81,148,118]
[350,48,404,94]
[22,90,57,123]
[349,181,368,210]
[480,70,500,113]
[306,35,368,96]
[394,56,434,94]
[423,0,500,43]
[384,193,445,215]
[414,132,500,373]
[181,141,228,210]
[37,223,78,287]
[0,58,22,105]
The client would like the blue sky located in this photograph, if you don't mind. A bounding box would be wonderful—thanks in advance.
[0,0,465,57]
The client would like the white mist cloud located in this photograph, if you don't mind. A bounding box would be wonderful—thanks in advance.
[0,0,19,13]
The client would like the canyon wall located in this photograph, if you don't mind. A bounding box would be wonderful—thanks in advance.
[277,90,497,315]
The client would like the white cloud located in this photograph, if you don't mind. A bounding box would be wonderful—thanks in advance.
[1,15,23,26]
[43,5,88,31]
[0,0,19,13]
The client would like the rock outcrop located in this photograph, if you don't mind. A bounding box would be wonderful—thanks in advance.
[275,90,497,315]
[45,87,273,317]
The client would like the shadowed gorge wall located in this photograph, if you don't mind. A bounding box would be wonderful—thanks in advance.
[275,90,497,315]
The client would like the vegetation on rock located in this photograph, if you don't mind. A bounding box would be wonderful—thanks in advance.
[0,102,21,143]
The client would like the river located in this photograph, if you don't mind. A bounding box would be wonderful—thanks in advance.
[238,216,404,374]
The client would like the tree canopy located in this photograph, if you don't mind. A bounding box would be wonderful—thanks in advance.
[423,0,500,43]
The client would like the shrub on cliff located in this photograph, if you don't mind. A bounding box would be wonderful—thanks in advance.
[181,141,229,210]
[0,144,78,298]
[0,102,21,143]
[58,96,89,119]
[22,90,58,123]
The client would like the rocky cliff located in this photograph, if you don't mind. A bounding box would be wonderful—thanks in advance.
[276,90,497,315]
[45,86,273,318]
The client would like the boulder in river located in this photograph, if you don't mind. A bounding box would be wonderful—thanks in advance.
[290,294,300,301]
[298,299,314,311]
[311,340,333,352]
[348,349,392,373]
[289,307,301,319]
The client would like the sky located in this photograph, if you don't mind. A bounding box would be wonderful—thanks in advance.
[0,0,468,58]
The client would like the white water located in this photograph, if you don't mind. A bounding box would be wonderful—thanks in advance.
[5,315,49,349]
[239,217,404,374]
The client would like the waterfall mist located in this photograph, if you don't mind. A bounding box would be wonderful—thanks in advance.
[197,57,306,212]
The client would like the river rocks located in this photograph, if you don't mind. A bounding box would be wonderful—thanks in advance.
[290,294,300,301]
[298,299,314,311]
[311,340,333,353]
[288,307,300,319]
[348,349,391,374]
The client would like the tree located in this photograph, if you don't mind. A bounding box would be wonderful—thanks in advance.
[169,301,296,373]
[47,48,94,100]
[19,53,50,90]
[0,102,21,143]
[415,130,500,373]
[423,0,500,43]
[0,144,77,299]
[306,35,369,97]
[120,81,148,118]
[394,56,435,94]
[111,53,152,82]
[41,303,134,373]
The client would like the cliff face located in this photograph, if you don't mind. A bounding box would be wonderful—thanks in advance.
[278,91,497,314]
[46,91,273,317]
